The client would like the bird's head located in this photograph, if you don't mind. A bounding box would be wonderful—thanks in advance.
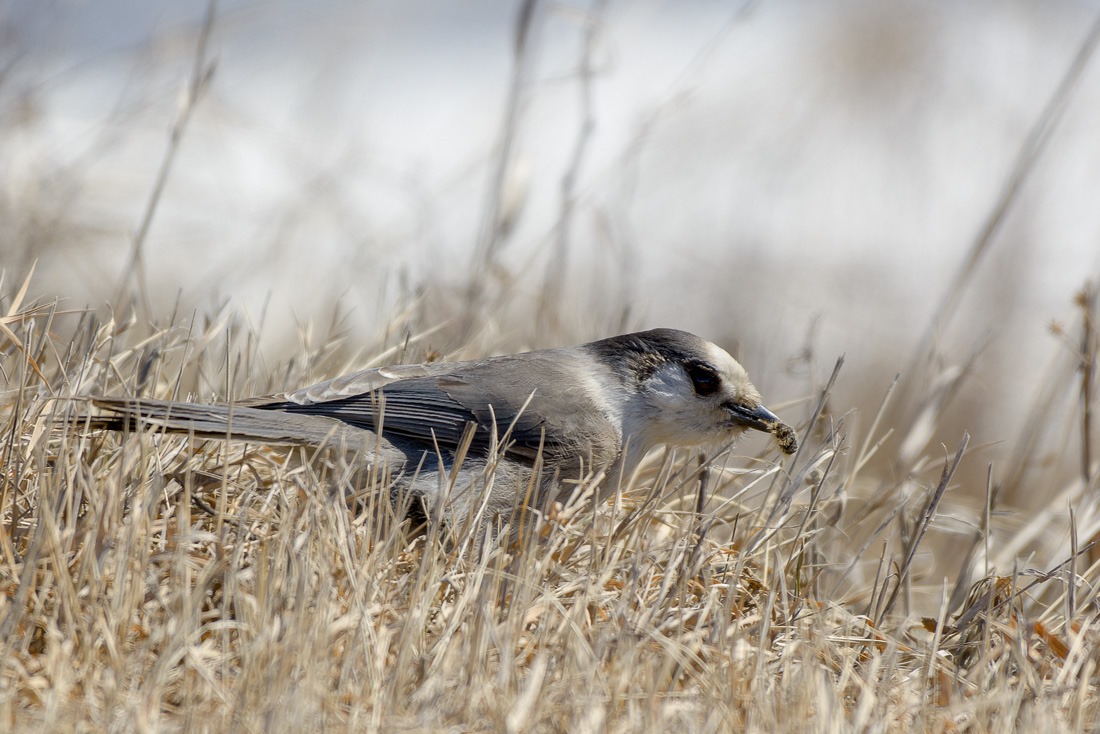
[588,328,797,460]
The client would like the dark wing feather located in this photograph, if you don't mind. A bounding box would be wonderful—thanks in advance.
[265,375,553,460]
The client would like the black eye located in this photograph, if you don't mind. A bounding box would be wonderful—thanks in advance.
[684,361,721,396]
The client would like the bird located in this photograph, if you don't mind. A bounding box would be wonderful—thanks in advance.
[80,328,797,532]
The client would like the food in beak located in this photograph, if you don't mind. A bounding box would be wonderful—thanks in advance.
[768,420,798,455]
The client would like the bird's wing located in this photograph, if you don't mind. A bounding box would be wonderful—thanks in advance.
[267,374,551,460]
[259,353,622,467]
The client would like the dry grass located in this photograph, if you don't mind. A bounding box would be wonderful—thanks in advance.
[0,271,1098,733]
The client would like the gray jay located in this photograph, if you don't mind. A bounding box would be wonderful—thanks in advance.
[84,328,796,528]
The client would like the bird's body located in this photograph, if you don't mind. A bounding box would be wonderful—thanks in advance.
[85,329,796,529]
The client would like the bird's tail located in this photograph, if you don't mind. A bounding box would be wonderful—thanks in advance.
[73,397,383,452]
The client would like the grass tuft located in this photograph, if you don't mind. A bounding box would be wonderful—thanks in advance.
[1,280,1098,732]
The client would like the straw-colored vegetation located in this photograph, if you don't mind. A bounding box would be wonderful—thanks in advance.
[0,266,1098,732]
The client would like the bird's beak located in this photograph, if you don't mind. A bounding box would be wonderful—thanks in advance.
[724,400,782,433]
[726,400,799,454]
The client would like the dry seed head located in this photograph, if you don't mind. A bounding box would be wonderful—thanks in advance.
[768,420,798,455]
[1073,287,1091,309]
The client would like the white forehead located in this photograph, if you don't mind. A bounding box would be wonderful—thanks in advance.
[703,341,750,383]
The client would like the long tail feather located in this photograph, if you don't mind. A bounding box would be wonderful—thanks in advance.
[78,397,395,457]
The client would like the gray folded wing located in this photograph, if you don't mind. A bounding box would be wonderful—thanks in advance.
[255,352,623,468]
[264,374,554,461]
